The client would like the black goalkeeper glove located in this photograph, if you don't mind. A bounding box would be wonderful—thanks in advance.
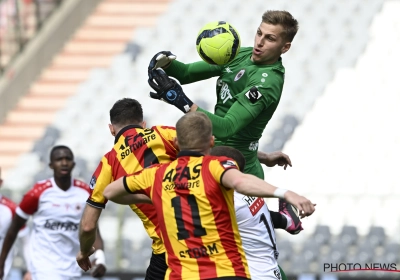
[148,51,176,79]
[148,68,193,114]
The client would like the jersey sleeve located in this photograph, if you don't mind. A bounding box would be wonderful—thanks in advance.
[165,59,223,84]
[17,188,40,218]
[196,68,284,141]
[197,102,256,141]
[208,156,239,185]
[123,167,158,195]
[87,156,113,209]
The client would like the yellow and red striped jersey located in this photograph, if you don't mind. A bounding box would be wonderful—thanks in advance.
[124,151,250,280]
[87,124,177,254]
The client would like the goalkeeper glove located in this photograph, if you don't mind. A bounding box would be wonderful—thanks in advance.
[148,68,193,113]
[148,51,176,74]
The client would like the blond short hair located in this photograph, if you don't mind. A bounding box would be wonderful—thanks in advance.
[176,112,212,150]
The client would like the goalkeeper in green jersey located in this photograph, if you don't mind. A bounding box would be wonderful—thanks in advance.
[148,10,303,280]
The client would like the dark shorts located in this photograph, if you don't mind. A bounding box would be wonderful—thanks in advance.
[145,252,168,280]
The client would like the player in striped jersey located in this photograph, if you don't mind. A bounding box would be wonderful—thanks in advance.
[77,98,178,279]
[103,112,315,280]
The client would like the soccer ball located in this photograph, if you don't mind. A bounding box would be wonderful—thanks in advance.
[196,21,241,65]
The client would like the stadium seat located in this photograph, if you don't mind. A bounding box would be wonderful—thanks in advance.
[290,255,311,274]
[327,240,348,262]
[366,226,386,247]
[301,240,320,262]
[338,225,358,246]
[313,225,331,246]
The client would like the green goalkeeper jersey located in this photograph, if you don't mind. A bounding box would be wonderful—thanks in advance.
[166,47,285,178]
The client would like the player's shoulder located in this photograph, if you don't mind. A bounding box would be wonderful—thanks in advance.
[72,178,91,193]
[103,148,117,162]
[151,125,176,133]
[206,155,238,168]
[0,195,17,210]
[22,178,54,199]
[32,178,54,191]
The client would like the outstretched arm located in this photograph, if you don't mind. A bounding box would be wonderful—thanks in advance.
[165,60,222,84]
[221,169,315,217]
[148,51,222,84]
[77,205,101,272]
[258,150,292,169]
[90,228,106,278]
[192,100,258,141]
[0,215,27,280]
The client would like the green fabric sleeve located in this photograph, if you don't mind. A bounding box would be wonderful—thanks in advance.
[165,60,222,85]
[197,99,265,141]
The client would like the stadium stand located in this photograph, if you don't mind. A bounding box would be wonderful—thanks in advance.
[1,0,399,278]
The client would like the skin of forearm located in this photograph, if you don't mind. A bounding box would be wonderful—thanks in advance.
[234,174,278,197]
[79,226,96,254]
[93,228,104,251]
[257,151,267,163]
[79,206,101,254]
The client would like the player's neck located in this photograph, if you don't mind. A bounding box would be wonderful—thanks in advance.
[54,176,71,191]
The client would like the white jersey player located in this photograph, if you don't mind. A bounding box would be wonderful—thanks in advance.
[235,193,281,279]
[16,177,89,279]
[210,146,297,280]
[0,146,106,280]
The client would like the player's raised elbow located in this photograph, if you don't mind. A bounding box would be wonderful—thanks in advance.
[103,187,114,201]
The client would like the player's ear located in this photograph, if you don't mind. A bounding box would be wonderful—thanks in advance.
[281,41,291,54]
[210,136,215,148]
[173,137,180,150]
[108,124,116,136]
[49,162,54,170]
[141,120,147,128]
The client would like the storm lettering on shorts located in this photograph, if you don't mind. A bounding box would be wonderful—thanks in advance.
[44,220,79,231]
[179,243,219,259]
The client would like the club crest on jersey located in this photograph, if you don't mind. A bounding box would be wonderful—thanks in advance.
[274,268,282,279]
[245,86,262,103]
[89,177,96,190]
[234,69,245,81]
[221,160,237,169]
[242,196,265,216]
